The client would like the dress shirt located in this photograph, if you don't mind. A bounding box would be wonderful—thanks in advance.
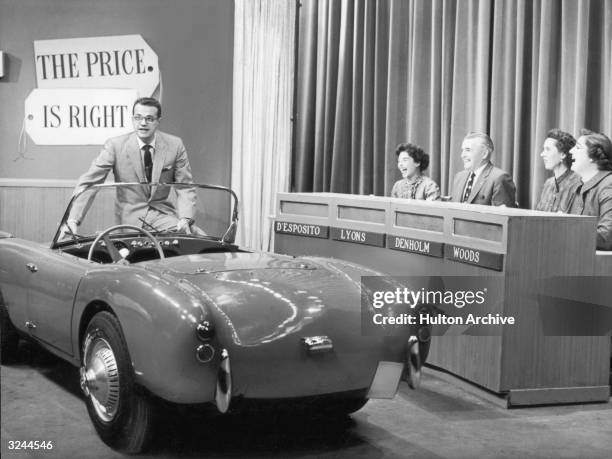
[137,136,157,164]
[463,162,488,198]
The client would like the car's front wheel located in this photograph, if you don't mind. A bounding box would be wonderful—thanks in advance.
[80,311,154,453]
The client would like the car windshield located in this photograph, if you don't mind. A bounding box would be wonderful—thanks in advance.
[52,182,237,247]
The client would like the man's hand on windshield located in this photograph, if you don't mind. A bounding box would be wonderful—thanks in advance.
[176,217,194,234]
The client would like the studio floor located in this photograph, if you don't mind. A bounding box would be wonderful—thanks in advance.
[1,341,611,459]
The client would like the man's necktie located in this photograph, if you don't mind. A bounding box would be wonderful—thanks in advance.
[143,145,153,183]
[462,172,476,203]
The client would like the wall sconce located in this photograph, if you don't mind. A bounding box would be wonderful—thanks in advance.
[0,51,5,78]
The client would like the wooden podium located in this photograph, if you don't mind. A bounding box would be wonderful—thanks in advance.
[273,193,610,406]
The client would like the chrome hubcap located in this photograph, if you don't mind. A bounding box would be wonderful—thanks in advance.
[81,333,120,422]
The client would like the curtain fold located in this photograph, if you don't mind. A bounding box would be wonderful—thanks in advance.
[293,0,612,208]
[232,0,296,250]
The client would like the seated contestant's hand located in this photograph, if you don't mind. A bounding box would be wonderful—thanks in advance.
[176,217,194,234]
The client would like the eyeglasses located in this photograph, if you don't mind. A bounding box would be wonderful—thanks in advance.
[133,115,158,124]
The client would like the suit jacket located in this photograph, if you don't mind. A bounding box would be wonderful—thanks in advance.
[451,162,517,207]
[70,131,196,226]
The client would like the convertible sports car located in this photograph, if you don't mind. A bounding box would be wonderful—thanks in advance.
[0,183,430,453]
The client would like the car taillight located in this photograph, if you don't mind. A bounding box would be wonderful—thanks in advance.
[196,344,215,363]
[195,320,214,342]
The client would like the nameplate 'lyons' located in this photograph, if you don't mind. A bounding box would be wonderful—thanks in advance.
[331,227,385,247]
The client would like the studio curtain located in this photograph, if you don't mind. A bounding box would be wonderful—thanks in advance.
[293,0,612,207]
[232,0,296,250]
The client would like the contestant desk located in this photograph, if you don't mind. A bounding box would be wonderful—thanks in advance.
[273,193,611,406]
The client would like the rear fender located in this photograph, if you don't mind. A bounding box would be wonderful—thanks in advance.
[72,267,220,404]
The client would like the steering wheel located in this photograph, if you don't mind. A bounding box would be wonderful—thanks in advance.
[87,224,165,263]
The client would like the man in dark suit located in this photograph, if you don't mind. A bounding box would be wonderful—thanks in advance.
[66,97,197,233]
[451,131,517,207]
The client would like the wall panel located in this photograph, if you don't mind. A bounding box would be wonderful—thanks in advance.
[0,0,233,186]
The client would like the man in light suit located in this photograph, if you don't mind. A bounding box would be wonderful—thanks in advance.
[451,131,517,207]
[67,97,197,233]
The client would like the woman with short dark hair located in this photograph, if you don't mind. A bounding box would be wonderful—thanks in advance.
[390,143,440,200]
[567,129,612,250]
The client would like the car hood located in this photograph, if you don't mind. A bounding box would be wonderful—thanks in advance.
[142,252,377,346]
[145,251,323,274]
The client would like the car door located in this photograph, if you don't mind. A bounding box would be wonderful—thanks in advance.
[0,241,33,334]
[24,248,89,355]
